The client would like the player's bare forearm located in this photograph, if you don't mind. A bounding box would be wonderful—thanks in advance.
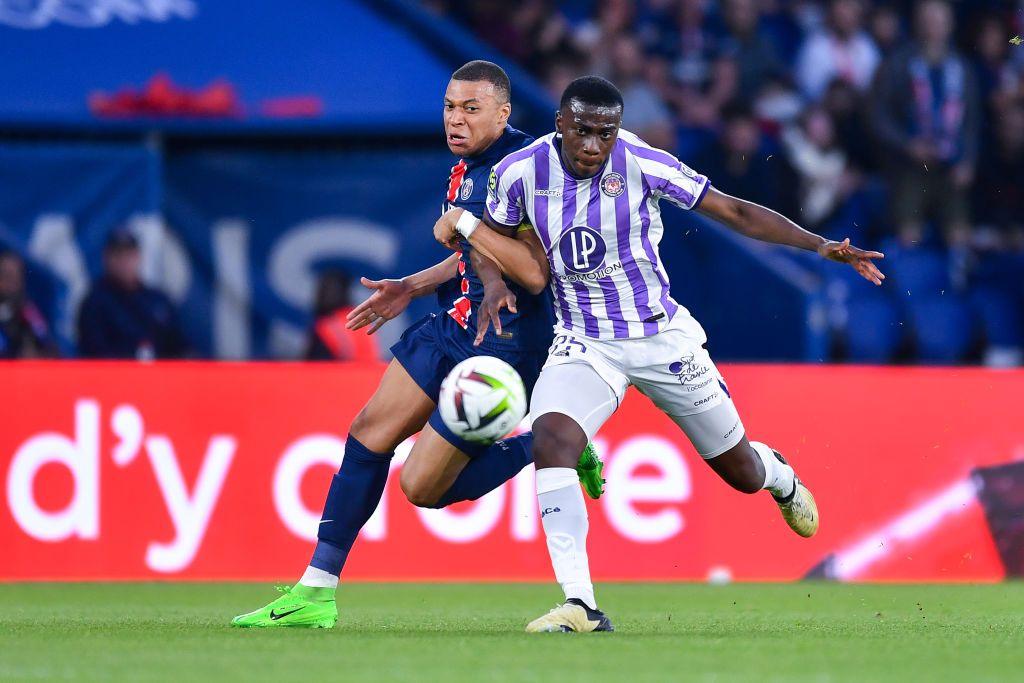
[697,187,825,252]
[403,252,461,297]
[697,186,886,285]
[435,205,548,294]
[468,247,504,287]
[471,217,549,295]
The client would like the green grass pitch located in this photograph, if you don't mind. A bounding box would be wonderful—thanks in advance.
[2,582,1022,682]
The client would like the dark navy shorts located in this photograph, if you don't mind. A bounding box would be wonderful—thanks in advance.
[390,313,547,457]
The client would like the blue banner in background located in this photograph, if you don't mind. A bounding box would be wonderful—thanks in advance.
[0,142,818,361]
[163,148,460,359]
[0,143,160,353]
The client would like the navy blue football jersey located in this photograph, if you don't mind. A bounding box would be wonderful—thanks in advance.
[436,126,555,351]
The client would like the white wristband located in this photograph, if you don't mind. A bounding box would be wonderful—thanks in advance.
[455,211,481,239]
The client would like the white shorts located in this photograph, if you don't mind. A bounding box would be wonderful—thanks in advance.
[529,313,745,458]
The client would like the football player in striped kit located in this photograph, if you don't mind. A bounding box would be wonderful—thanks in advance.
[435,76,885,633]
[231,62,603,630]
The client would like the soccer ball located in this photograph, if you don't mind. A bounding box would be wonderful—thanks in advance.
[438,356,527,443]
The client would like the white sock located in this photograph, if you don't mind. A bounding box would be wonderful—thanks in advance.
[751,441,795,499]
[536,467,596,610]
[298,565,339,589]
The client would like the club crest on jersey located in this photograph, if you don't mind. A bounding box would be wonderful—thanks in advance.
[459,178,474,201]
[558,225,607,274]
[600,172,625,198]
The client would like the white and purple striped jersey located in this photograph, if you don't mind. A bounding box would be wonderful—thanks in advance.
[485,129,709,340]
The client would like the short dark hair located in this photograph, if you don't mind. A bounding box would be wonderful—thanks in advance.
[559,76,624,111]
[452,60,511,102]
[720,100,755,123]
[104,227,139,252]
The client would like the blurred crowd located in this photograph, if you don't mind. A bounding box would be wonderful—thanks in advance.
[0,231,376,362]
[428,0,1024,365]
[3,0,1021,364]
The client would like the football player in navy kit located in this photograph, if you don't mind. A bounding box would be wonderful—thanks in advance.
[232,61,602,629]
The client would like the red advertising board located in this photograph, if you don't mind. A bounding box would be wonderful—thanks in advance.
[2,361,1021,582]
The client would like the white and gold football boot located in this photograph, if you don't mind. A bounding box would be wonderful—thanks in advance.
[771,450,819,538]
[525,599,614,633]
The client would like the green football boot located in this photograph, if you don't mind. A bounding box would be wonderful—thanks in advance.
[230,584,337,629]
[576,442,605,500]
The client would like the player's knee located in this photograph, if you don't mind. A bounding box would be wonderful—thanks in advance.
[731,450,765,495]
[399,468,441,508]
[349,406,393,454]
[532,413,587,469]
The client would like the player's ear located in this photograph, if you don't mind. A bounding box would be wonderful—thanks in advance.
[555,109,563,134]
[499,101,511,125]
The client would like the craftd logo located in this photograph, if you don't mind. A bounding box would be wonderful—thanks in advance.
[558,225,607,274]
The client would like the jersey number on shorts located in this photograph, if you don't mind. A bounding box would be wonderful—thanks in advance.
[551,334,587,358]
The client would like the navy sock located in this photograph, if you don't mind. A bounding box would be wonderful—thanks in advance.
[310,435,393,576]
[432,433,534,508]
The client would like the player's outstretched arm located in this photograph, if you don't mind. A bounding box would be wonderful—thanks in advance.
[346,253,460,334]
[434,207,550,294]
[696,187,885,286]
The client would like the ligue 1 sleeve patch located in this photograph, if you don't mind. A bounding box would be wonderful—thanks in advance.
[487,169,498,201]
[600,172,625,197]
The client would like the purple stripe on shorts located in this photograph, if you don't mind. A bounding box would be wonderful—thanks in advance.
[586,178,628,338]
[613,143,658,335]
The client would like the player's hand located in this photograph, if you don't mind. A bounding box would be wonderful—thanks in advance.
[474,281,517,346]
[433,208,462,250]
[818,238,886,286]
[346,277,412,334]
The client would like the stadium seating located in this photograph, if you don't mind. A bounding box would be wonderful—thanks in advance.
[906,295,976,363]
[844,294,903,363]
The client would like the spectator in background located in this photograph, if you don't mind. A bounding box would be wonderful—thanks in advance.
[823,78,876,172]
[571,0,634,63]
[634,0,689,58]
[868,2,903,58]
[0,250,58,359]
[608,34,676,150]
[870,0,980,246]
[647,0,738,130]
[304,269,380,362]
[758,0,808,66]
[509,0,577,74]
[77,229,188,359]
[972,15,1024,121]
[663,0,716,88]
[542,49,590,102]
[697,102,781,209]
[974,104,1024,251]
[781,105,857,228]
[796,0,881,101]
[717,0,783,97]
